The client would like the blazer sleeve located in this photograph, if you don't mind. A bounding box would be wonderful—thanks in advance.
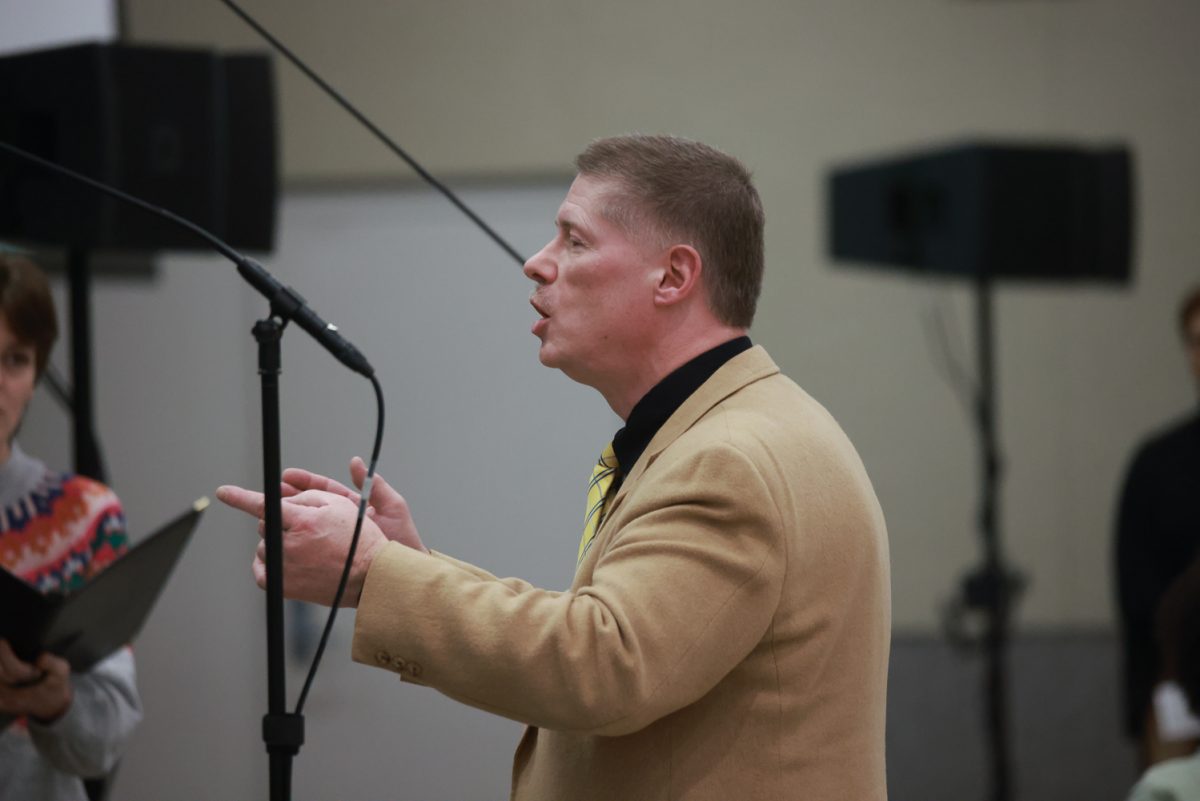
[351,440,785,736]
[427,550,540,594]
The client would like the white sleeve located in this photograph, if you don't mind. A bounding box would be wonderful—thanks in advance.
[27,648,142,778]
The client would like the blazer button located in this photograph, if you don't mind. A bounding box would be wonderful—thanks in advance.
[375,650,391,666]
[407,662,423,679]
[391,656,408,673]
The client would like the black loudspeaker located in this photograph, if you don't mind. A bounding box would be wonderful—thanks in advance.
[0,42,277,251]
[828,142,1134,283]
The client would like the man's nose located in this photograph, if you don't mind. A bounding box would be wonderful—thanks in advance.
[523,241,557,285]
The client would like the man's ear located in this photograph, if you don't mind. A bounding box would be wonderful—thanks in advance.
[653,244,702,307]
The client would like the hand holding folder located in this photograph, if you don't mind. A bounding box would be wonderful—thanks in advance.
[0,639,73,724]
[0,498,207,672]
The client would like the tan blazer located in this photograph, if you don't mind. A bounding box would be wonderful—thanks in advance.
[353,346,891,800]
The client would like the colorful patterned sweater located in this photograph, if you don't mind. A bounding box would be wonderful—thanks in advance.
[0,443,142,801]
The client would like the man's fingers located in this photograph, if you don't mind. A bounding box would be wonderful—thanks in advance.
[282,468,357,500]
[216,485,266,518]
[349,457,367,489]
[282,467,330,490]
[350,457,399,508]
[368,472,394,504]
[218,483,326,529]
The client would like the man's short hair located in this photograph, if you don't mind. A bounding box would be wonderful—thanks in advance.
[1179,284,1200,339]
[0,252,58,379]
[575,134,765,329]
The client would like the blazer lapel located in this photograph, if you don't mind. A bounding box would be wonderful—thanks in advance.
[603,345,780,519]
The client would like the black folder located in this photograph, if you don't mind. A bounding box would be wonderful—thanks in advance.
[0,497,207,671]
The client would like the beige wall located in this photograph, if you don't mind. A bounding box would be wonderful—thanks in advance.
[120,0,1200,631]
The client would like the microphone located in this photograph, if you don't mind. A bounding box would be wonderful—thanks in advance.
[235,257,373,377]
[0,139,374,378]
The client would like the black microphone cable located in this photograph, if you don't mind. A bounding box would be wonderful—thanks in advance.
[0,138,381,717]
[296,372,383,714]
[216,0,527,267]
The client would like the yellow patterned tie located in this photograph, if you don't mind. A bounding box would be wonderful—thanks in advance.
[578,442,619,565]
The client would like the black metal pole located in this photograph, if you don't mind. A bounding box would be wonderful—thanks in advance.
[255,317,303,801]
[975,272,1011,801]
[66,248,104,482]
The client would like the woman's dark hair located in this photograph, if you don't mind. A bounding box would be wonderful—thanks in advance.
[0,252,58,378]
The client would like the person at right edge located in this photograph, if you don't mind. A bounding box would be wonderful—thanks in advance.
[1117,285,1200,768]
[1126,559,1200,800]
[218,134,892,799]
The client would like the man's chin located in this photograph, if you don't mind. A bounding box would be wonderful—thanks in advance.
[537,347,584,383]
[536,342,559,368]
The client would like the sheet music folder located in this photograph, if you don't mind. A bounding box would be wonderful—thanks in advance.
[0,497,207,671]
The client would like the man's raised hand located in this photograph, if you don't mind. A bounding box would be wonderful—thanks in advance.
[282,458,427,554]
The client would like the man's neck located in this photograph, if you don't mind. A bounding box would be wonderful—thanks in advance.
[600,324,748,420]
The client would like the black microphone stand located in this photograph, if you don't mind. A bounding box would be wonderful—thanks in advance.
[254,314,303,801]
[241,257,378,801]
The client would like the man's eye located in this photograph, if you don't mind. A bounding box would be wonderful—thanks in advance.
[569,238,584,248]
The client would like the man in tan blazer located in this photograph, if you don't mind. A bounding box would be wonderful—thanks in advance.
[218,134,890,800]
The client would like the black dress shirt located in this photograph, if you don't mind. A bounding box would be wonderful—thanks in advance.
[609,336,752,495]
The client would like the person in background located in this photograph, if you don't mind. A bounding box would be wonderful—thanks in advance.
[1127,558,1200,800]
[0,252,141,801]
[1117,284,1200,767]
